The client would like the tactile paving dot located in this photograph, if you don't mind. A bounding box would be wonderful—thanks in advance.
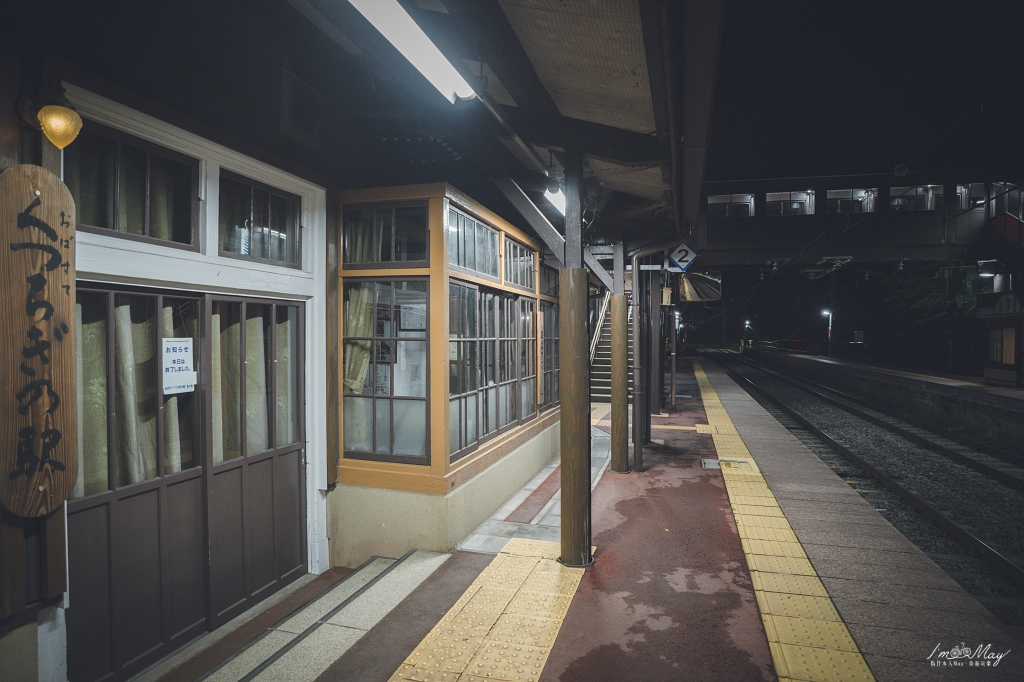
[750,571,828,597]
[738,525,800,543]
[735,514,794,530]
[732,503,786,518]
[487,613,563,648]
[762,614,859,651]
[394,665,463,682]
[520,570,582,596]
[759,592,841,622]
[771,642,875,682]
[742,538,807,558]
[501,538,560,559]
[746,554,818,576]
[466,641,549,681]
[507,590,574,619]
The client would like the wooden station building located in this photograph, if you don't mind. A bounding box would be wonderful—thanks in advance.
[0,1,720,681]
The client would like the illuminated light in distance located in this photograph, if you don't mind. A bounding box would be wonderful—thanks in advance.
[544,188,566,215]
[348,0,476,103]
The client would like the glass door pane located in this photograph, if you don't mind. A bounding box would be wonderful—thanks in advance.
[163,299,200,472]
[213,301,242,462]
[245,304,273,454]
[113,295,159,486]
[73,292,110,499]
[275,306,301,447]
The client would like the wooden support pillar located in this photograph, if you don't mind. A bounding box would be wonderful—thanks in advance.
[610,243,629,473]
[560,150,592,567]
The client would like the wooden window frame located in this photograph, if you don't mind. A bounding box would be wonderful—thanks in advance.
[218,169,304,269]
[341,201,430,270]
[342,277,431,466]
[448,206,500,283]
[68,120,201,251]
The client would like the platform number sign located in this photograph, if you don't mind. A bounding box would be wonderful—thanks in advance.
[667,243,698,273]
[0,165,77,517]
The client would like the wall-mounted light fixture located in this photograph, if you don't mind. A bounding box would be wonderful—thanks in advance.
[977,259,1005,278]
[18,84,83,150]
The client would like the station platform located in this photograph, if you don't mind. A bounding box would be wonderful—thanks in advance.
[141,358,1022,682]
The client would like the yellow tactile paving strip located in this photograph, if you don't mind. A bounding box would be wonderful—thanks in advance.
[692,360,875,682]
[388,539,584,682]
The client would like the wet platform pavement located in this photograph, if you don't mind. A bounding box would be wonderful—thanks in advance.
[146,357,1024,682]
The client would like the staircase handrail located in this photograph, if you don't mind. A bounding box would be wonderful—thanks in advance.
[589,290,612,363]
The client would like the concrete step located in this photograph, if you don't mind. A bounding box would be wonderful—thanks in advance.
[204,551,448,682]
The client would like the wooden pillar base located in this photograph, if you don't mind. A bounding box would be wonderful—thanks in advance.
[559,268,591,567]
[610,295,629,473]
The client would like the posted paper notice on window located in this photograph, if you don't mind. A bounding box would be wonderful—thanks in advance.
[163,338,197,394]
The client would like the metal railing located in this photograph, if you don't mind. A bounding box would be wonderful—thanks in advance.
[589,290,612,363]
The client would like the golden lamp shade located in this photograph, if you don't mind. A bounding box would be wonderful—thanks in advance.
[37,104,84,150]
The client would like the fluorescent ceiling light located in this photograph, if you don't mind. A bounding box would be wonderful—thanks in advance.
[348,0,476,103]
[544,188,566,215]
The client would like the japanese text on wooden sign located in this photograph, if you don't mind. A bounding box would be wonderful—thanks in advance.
[0,165,77,517]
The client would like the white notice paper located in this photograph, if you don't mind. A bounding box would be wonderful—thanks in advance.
[163,338,197,395]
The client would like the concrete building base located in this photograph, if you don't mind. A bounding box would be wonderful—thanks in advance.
[327,422,560,567]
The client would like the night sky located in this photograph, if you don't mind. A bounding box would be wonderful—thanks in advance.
[707,1,1024,182]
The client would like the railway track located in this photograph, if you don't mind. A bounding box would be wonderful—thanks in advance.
[713,353,1024,631]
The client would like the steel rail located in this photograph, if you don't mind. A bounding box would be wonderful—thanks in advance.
[736,356,1024,492]
[718,357,1024,589]
[589,290,612,363]
[749,352,1024,469]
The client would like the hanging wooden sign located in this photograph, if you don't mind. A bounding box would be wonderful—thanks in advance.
[0,165,77,517]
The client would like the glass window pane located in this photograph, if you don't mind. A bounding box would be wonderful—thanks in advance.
[396,284,427,337]
[488,230,498,277]
[375,282,394,338]
[162,299,200,473]
[487,387,497,433]
[449,397,461,453]
[376,208,393,262]
[395,205,427,262]
[448,209,459,264]
[213,301,242,462]
[149,154,193,244]
[118,144,147,236]
[374,341,392,395]
[465,220,476,271]
[275,306,300,446]
[395,341,427,397]
[73,292,109,499]
[475,226,487,275]
[344,396,372,452]
[219,176,250,255]
[466,393,477,446]
[245,304,272,454]
[375,399,391,453]
[268,193,299,264]
[113,295,158,485]
[252,188,271,260]
[64,128,116,229]
[393,400,426,457]
[344,207,377,264]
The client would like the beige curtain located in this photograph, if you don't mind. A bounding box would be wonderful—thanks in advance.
[275,312,297,446]
[150,162,171,241]
[65,138,115,229]
[114,301,158,485]
[73,302,110,499]
[245,313,269,453]
[212,308,243,463]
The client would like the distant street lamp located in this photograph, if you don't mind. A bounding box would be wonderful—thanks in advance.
[822,310,833,357]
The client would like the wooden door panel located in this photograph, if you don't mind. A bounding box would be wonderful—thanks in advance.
[245,457,277,597]
[67,504,113,682]
[274,450,303,578]
[165,475,206,640]
[209,466,245,621]
[113,489,163,668]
